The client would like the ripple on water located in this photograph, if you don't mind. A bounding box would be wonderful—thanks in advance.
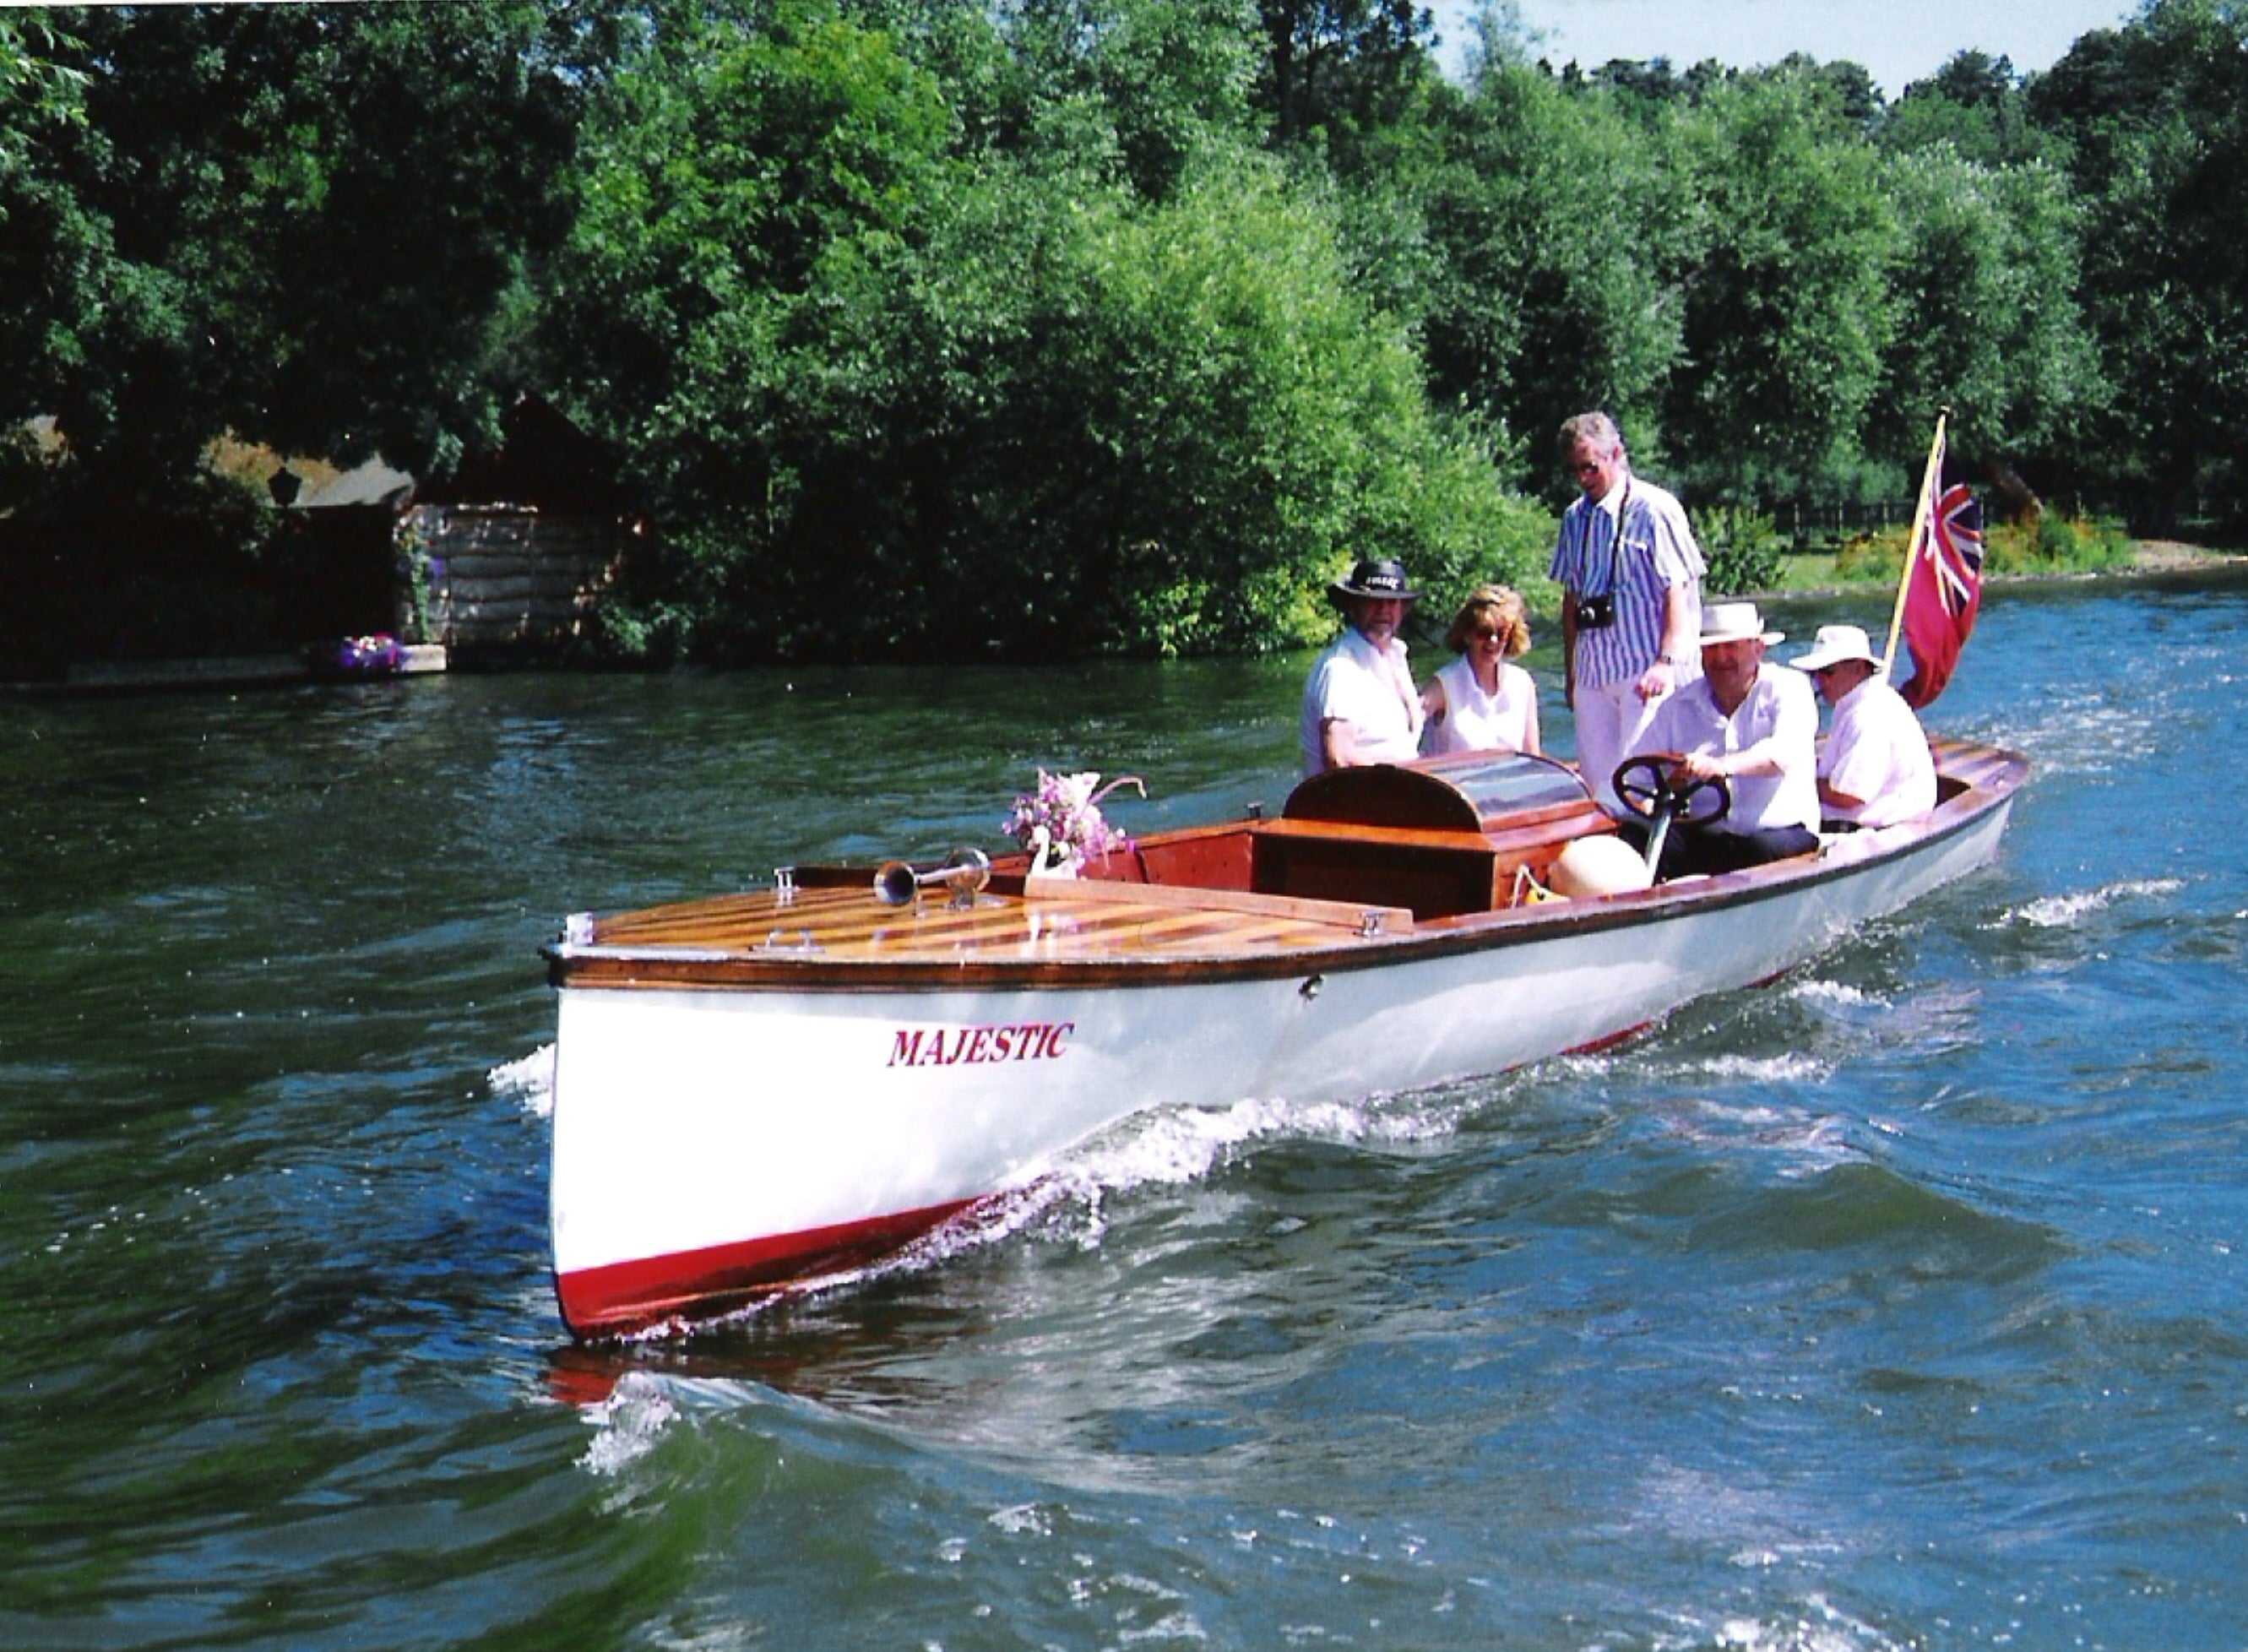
[1684,1160,2066,1282]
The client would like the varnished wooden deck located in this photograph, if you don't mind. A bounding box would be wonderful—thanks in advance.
[578,878,1406,968]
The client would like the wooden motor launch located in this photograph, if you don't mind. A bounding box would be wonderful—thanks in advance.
[542,741,2027,1339]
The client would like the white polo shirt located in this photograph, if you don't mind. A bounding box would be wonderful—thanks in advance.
[1643,664,1820,835]
[1301,626,1424,774]
[1821,675,1937,827]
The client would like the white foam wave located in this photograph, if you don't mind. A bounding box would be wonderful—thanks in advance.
[578,1370,677,1475]
[1653,1097,1857,1173]
[1789,979,1883,1009]
[1707,1594,1906,1652]
[1991,878,2182,931]
[2001,697,2146,778]
[1691,1052,1832,1084]
[489,1043,557,1118]
[839,1090,1476,1288]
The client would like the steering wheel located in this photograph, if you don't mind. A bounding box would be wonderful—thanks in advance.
[1612,753,1732,827]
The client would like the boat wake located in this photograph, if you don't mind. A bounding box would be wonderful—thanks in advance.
[864,1088,1475,1285]
[488,1043,557,1117]
[1988,877,2182,931]
[578,1368,677,1475]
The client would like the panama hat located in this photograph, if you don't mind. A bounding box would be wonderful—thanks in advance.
[1790,623,1880,673]
[1329,557,1420,604]
[1698,600,1784,647]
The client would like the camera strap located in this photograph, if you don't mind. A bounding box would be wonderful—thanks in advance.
[1589,481,1630,598]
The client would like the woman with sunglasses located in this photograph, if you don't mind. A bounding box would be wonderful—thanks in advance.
[1420,584,1540,758]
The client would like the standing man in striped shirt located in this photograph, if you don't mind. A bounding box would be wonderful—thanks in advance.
[1548,412,1706,813]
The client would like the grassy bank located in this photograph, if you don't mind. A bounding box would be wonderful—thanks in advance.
[1762,514,2248,596]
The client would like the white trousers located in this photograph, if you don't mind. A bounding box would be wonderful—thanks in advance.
[1572,677,1670,814]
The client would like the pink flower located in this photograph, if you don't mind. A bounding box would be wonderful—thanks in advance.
[1004,769,1144,872]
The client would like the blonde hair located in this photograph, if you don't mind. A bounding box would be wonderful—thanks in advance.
[1446,584,1532,657]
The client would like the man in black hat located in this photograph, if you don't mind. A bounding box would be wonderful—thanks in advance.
[1300,557,1425,774]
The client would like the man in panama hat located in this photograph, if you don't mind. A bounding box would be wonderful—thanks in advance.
[1300,557,1425,775]
[1790,622,1936,829]
[1625,600,1820,878]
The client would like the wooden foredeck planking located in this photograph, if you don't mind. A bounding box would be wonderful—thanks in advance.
[585,883,1368,964]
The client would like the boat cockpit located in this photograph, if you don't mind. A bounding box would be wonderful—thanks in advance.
[1051,752,1621,923]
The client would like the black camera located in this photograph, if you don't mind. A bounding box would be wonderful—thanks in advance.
[1573,592,1616,631]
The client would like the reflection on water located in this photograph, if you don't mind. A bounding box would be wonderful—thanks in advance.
[6,573,2248,1649]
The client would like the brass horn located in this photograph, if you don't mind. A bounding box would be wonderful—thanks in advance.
[872,845,991,908]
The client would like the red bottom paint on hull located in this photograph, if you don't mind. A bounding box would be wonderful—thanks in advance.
[556,1197,978,1338]
[1564,1019,1653,1057]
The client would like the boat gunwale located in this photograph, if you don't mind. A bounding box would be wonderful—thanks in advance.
[544,740,2026,994]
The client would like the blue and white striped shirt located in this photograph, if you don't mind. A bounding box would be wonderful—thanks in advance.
[1548,476,1706,690]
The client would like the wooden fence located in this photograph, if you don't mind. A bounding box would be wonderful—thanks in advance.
[399,505,631,657]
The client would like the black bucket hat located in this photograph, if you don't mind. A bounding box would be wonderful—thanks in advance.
[1328,557,1420,603]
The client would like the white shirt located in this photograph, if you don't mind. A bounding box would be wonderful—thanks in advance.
[1421,656,1535,756]
[1820,675,1937,827]
[1643,664,1820,835]
[1301,626,1423,774]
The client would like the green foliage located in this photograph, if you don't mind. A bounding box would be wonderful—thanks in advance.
[3,2,589,508]
[1663,75,1900,501]
[1830,528,1907,584]
[1419,61,1686,488]
[1985,511,2136,574]
[7,0,2237,667]
[1881,49,2049,166]
[1831,510,2134,585]
[541,1,1527,662]
[1870,146,2104,482]
[1693,505,1788,596]
[2023,0,2248,530]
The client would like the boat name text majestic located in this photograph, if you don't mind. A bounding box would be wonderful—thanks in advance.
[888,1022,1077,1068]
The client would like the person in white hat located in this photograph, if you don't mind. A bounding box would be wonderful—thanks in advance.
[1300,557,1426,774]
[1790,622,1937,829]
[1626,600,1820,877]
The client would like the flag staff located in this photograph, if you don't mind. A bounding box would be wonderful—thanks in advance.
[1881,406,1952,678]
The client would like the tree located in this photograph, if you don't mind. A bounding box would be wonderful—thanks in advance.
[2028,0,2248,526]
[1255,0,1436,157]
[1418,57,1688,488]
[2,2,589,512]
[1662,73,1901,502]
[544,0,1539,660]
[1884,49,2044,166]
[1871,144,2104,509]
[998,0,1262,201]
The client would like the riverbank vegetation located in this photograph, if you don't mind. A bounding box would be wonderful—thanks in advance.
[5,1,2245,661]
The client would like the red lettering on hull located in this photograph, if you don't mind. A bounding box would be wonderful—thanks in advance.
[886,1020,1078,1068]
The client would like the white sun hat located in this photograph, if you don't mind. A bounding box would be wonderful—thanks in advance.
[1790,623,1881,673]
[1698,600,1784,647]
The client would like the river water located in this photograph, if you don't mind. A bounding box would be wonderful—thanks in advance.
[6,572,2246,1650]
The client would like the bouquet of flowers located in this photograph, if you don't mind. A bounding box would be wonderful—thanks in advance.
[1004,769,1144,874]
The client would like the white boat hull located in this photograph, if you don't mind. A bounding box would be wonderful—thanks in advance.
[550,796,2012,1335]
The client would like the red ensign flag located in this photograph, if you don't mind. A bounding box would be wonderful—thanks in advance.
[1898,458,1985,709]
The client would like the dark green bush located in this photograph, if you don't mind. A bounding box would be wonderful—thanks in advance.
[1695,504,1789,596]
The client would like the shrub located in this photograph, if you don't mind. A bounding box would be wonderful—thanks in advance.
[1983,512,2135,574]
[1832,526,1908,584]
[1694,504,1789,595]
